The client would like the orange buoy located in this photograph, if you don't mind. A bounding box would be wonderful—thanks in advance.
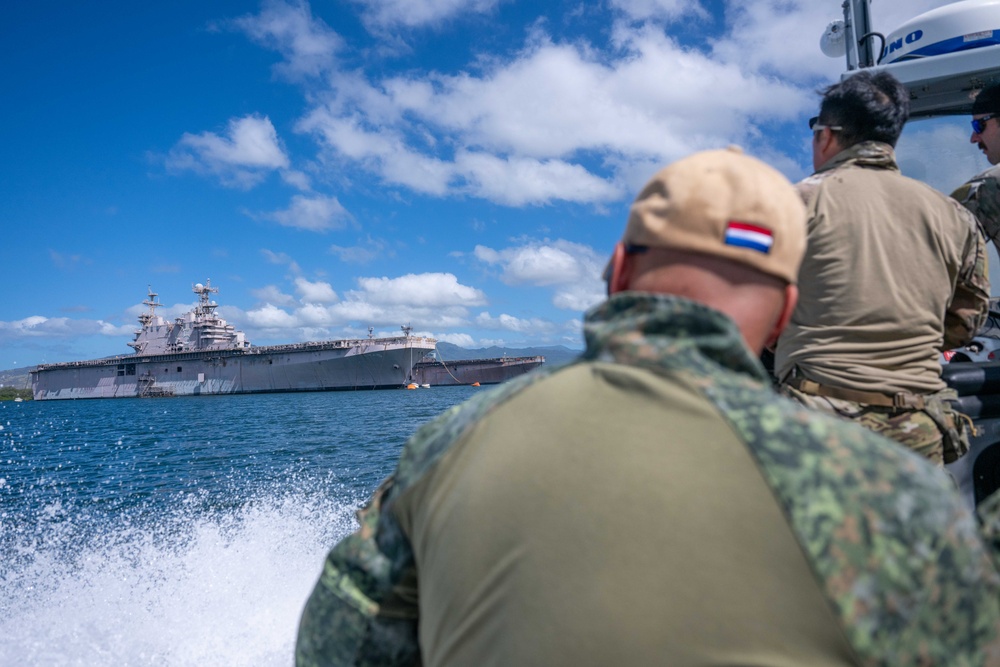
[471,382,480,387]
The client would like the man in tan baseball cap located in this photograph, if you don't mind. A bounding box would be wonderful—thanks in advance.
[603,146,805,352]
[297,148,1000,667]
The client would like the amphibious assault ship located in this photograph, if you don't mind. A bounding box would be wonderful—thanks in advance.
[31,281,437,400]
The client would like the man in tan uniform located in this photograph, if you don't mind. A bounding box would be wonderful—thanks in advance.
[775,70,990,465]
[296,148,1000,666]
[953,83,1000,251]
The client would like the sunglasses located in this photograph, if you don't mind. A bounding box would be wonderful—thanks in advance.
[808,116,843,132]
[972,114,997,134]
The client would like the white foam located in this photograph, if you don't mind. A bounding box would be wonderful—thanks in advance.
[0,490,362,667]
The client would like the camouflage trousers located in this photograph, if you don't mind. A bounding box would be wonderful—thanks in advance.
[780,385,970,466]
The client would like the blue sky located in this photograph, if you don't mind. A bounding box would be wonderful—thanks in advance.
[1,0,994,370]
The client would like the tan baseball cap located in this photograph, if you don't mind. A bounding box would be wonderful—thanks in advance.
[620,147,807,283]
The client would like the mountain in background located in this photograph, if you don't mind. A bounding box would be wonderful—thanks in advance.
[0,367,32,389]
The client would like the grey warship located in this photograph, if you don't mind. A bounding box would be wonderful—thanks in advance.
[31,280,438,400]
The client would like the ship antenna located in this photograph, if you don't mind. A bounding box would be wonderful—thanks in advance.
[368,326,374,339]
[140,285,161,323]
[193,279,220,314]
[401,324,412,338]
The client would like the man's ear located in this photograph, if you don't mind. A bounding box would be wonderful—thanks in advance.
[764,283,798,349]
[815,127,842,165]
[607,242,631,295]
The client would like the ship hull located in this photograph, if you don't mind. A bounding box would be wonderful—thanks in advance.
[31,338,436,400]
[411,356,544,386]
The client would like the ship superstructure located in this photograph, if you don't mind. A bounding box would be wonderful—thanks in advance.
[127,282,250,356]
[31,280,437,400]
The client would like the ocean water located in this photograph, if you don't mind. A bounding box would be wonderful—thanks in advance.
[0,386,480,666]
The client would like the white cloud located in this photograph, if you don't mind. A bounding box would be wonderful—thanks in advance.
[290,16,812,205]
[330,237,391,264]
[0,316,51,336]
[710,3,844,82]
[475,242,578,285]
[294,277,338,303]
[251,285,299,307]
[48,250,90,270]
[387,26,809,157]
[455,151,624,205]
[221,0,984,211]
[474,239,607,311]
[232,0,341,78]
[246,303,300,328]
[240,272,488,340]
[472,245,500,264]
[297,302,337,326]
[167,115,289,189]
[329,246,378,263]
[354,273,487,307]
[281,169,312,190]
[475,311,556,335]
[265,194,353,232]
[353,0,501,30]
[475,239,604,285]
[552,282,605,312]
[0,316,133,339]
[434,332,477,347]
[261,249,302,275]
[610,0,708,22]
[297,110,455,195]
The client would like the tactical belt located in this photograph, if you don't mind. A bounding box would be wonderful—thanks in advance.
[787,376,926,410]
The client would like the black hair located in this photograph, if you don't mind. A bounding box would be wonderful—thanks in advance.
[816,70,909,147]
[973,83,1000,115]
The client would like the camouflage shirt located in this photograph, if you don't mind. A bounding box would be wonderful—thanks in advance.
[296,294,1000,667]
[953,163,1000,252]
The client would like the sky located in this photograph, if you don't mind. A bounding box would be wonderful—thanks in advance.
[1,0,996,370]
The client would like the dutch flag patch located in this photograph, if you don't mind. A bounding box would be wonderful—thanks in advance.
[724,221,773,254]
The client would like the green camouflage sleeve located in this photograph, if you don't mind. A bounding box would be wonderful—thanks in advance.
[295,477,421,667]
[977,490,1000,573]
[584,294,1000,663]
[692,368,1000,665]
[944,206,990,349]
[953,166,1000,249]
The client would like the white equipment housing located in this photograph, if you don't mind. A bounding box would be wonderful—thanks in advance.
[832,0,1000,117]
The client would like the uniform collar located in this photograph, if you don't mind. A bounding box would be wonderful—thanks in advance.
[581,292,770,383]
[816,140,898,174]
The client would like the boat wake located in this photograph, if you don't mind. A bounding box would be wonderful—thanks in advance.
[0,485,362,667]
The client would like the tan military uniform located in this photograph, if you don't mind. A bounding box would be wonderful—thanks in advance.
[776,142,989,463]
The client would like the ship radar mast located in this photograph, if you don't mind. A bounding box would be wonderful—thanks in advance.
[193,279,220,316]
[137,286,162,327]
[401,324,413,338]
